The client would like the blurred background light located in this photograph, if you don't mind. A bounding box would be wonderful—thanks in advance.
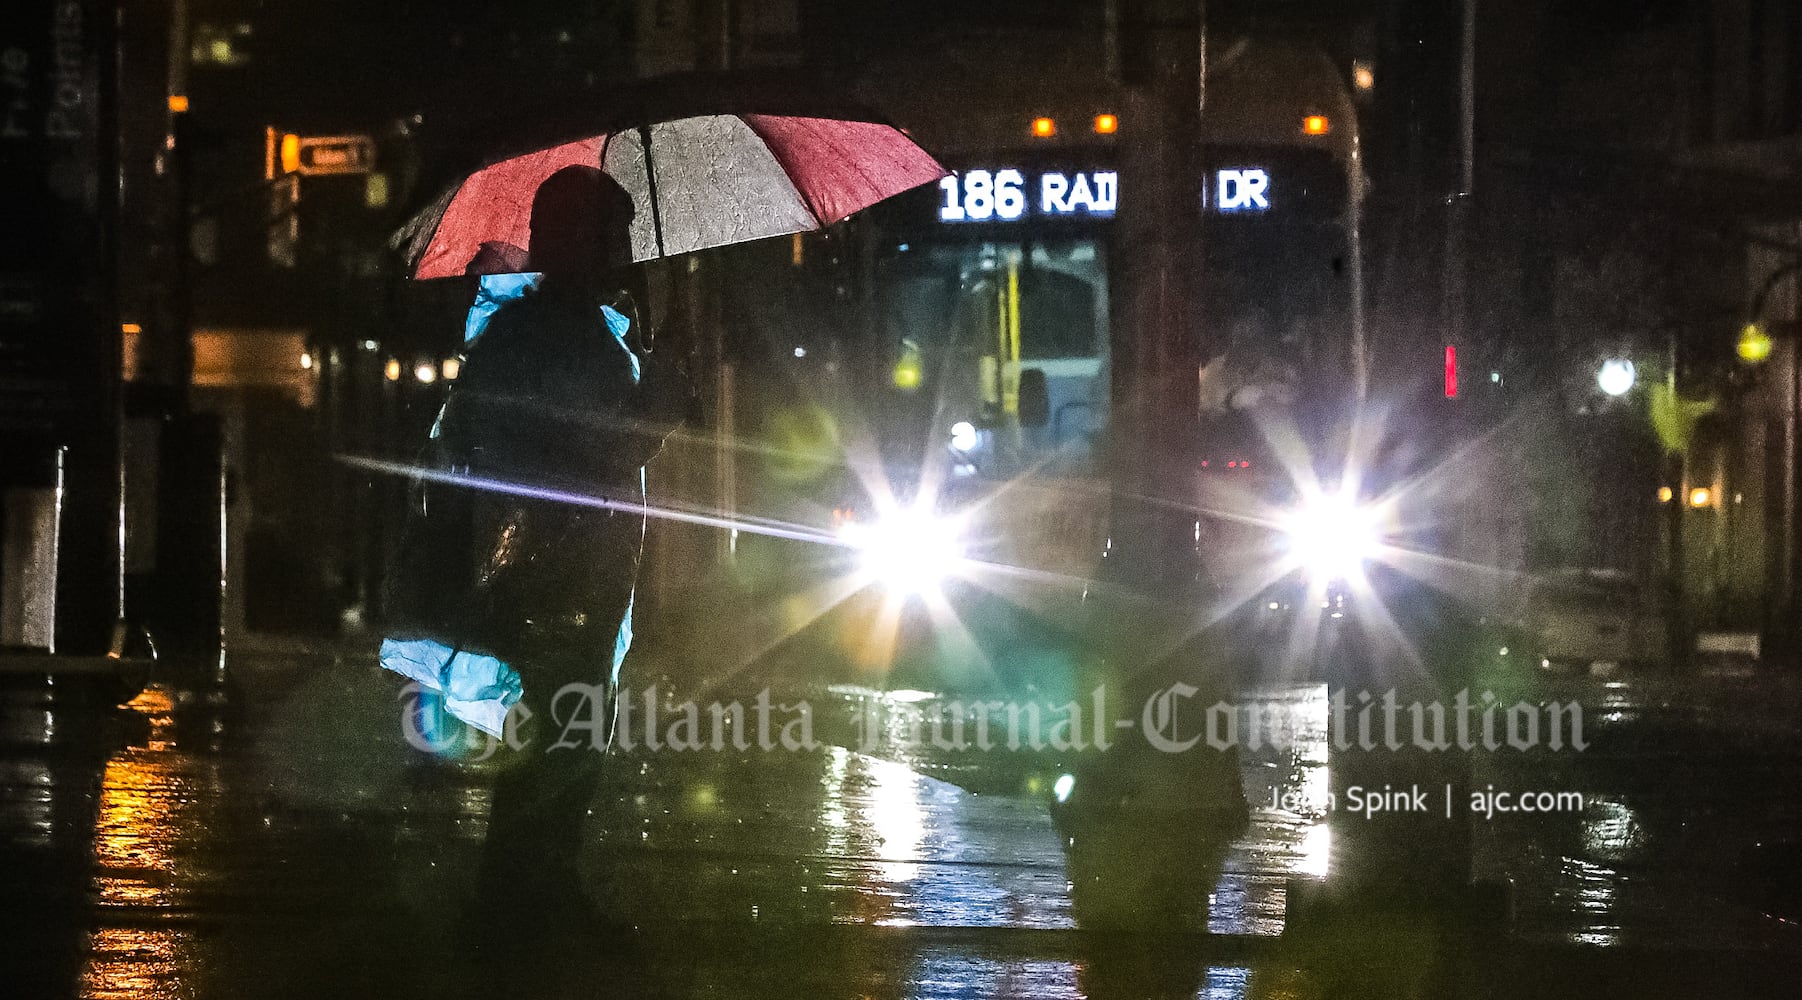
[1737,323,1773,364]
[1597,358,1636,396]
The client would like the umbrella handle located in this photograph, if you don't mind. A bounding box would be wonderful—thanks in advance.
[610,286,652,355]
[638,125,667,260]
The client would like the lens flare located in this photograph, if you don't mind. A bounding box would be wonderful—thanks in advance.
[1281,488,1380,584]
[840,507,965,596]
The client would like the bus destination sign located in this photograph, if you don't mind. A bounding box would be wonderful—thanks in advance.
[937,168,1118,223]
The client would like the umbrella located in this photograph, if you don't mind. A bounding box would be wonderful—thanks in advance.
[398,74,946,279]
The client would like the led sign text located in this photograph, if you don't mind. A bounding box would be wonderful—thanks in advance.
[939,168,1117,223]
[1214,168,1270,212]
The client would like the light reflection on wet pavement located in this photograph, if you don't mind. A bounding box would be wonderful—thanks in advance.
[2,653,1800,998]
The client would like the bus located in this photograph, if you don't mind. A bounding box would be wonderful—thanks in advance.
[711,40,1378,694]
[835,40,1365,680]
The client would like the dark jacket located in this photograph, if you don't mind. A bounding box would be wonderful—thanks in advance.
[386,278,682,671]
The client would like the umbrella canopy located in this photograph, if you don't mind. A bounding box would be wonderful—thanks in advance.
[400,85,946,279]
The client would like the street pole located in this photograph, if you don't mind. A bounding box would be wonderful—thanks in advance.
[1299,4,1486,942]
[1349,129,1368,402]
[1054,0,1251,935]
[1108,0,1205,590]
[1791,320,1801,655]
[1665,331,1687,662]
[1444,0,1475,356]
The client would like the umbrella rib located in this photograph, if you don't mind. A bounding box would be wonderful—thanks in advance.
[638,125,667,258]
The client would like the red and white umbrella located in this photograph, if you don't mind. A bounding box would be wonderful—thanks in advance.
[401,102,946,279]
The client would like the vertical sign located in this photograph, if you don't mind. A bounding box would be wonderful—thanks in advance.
[0,0,107,453]
[0,0,120,653]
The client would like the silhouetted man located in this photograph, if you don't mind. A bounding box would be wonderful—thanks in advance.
[389,165,684,915]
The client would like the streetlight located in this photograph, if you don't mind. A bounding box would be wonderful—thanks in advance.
[1597,358,1636,396]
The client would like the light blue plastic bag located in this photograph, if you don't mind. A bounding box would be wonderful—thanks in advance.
[380,637,523,738]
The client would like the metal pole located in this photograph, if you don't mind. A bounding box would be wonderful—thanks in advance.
[1790,323,1801,651]
[101,0,127,641]
[1196,0,1206,114]
[1666,331,1687,661]
[1445,0,1476,355]
[1349,131,1368,402]
[1460,0,1476,198]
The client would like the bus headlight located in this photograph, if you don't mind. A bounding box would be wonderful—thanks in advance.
[1281,489,1379,584]
[840,507,965,595]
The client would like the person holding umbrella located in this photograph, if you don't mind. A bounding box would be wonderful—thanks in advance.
[386,164,686,915]
[383,85,947,919]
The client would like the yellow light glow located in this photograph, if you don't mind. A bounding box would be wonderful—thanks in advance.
[441,357,460,380]
[167,94,189,113]
[279,133,300,174]
[120,322,142,334]
[893,358,921,391]
[1093,113,1118,135]
[299,351,313,370]
[364,172,390,209]
[1303,115,1330,135]
[385,359,401,381]
[414,362,437,384]
[1737,323,1773,364]
[1353,62,1375,91]
[1031,117,1056,138]
[1657,486,1673,503]
[1688,487,1711,508]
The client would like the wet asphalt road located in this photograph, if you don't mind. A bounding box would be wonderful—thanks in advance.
[3,644,1802,999]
